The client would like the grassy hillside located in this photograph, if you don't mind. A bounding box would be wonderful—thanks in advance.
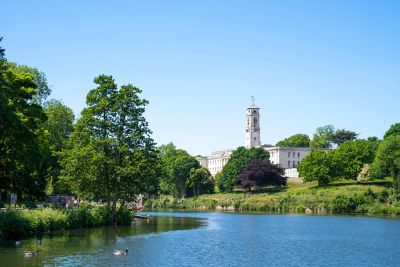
[145,178,400,216]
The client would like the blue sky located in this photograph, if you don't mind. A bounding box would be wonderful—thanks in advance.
[1,0,399,156]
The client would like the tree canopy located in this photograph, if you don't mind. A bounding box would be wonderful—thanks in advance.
[276,133,310,147]
[333,140,376,179]
[158,143,212,198]
[237,159,286,192]
[59,75,159,223]
[216,146,269,192]
[297,150,337,185]
[310,125,358,148]
[0,41,49,200]
[383,123,400,140]
[371,135,400,188]
[331,129,358,146]
[310,125,335,149]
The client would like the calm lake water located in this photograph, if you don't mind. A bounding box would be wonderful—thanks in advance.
[1,212,400,266]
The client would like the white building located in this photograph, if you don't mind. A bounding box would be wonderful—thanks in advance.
[263,146,313,179]
[197,100,312,179]
[197,150,233,177]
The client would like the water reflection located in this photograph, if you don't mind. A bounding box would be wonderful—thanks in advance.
[0,216,205,267]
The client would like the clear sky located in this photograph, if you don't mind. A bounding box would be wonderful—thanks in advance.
[1,0,399,156]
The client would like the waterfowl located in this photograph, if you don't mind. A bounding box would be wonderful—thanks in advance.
[114,248,128,255]
[15,241,22,246]
[24,249,41,257]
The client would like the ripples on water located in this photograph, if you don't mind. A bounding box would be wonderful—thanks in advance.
[1,212,400,266]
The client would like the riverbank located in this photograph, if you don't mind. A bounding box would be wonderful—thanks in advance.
[145,178,400,216]
[0,204,132,240]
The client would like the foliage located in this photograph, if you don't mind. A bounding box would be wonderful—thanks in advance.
[146,179,400,216]
[237,159,286,192]
[383,123,400,139]
[217,147,269,192]
[6,62,51,106]
[187,167,214,197]
[276,133,310,147]
[0,42,48,200]
[158,143,201,198]
[333,140,376,179]
[297,150,337,185]
[331,129,358,146]
[42,99,75,194]
[310,125,335,149]
[371,135,400,188]
[60,75,159,223]
[0,205,132,240]
[357,164,371,182]
[310,125,358,148]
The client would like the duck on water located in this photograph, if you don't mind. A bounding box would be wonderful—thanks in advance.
[114,248,128,255]
[24,249,41,257]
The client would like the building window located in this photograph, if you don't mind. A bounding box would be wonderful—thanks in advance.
[293,161,296,168]
[298,152,300,158]
[293,152,295,157]
[288,161,291,167]
[288,152,290,158]
[298,161,300,166]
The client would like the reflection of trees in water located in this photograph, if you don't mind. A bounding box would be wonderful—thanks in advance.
[0,216,204,267]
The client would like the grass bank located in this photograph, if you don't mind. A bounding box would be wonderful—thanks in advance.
[0,204,132,240]
[145,178,400,216]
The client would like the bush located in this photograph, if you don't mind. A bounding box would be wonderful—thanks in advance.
[0,204,132,240]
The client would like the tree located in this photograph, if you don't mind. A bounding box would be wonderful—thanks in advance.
[333,140,375,179]
[41,99,75,193]
[237,159,286,193]
[170,153,200,198]
[187,167,214,197]
[370,135,400,188]
[0,41,48,200]
[331,129,358,146]
[297,150,337,186]
[310,125,335,149]
[60,75,159,223]
[384,123,400,140]
[6,62,51,106]
[158,144,201,198]
[217,146,269,192]
[276,133,310,147]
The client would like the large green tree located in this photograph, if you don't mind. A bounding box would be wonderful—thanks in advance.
[331,129,358,146]
[297,150,337,186]
[41,99,75,194]
[158,143,201,198]
[276,133,310,147]
[0,41,48,200]
[384,123,400,140]
[187,167,214,197]
[216,146,269,192]
[371,135,400,188]
[6,62,51,106]
[333,140,375,179]
[310,125,335,149]
[60,75,159,223]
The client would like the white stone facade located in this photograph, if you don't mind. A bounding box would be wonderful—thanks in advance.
[205,149,233,177]
[264,146,312,169]
[245,105,261,148]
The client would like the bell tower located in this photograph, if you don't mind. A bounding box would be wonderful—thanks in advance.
[245,97,261,148]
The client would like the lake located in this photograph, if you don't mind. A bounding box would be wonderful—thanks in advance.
[1,211,400,266]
